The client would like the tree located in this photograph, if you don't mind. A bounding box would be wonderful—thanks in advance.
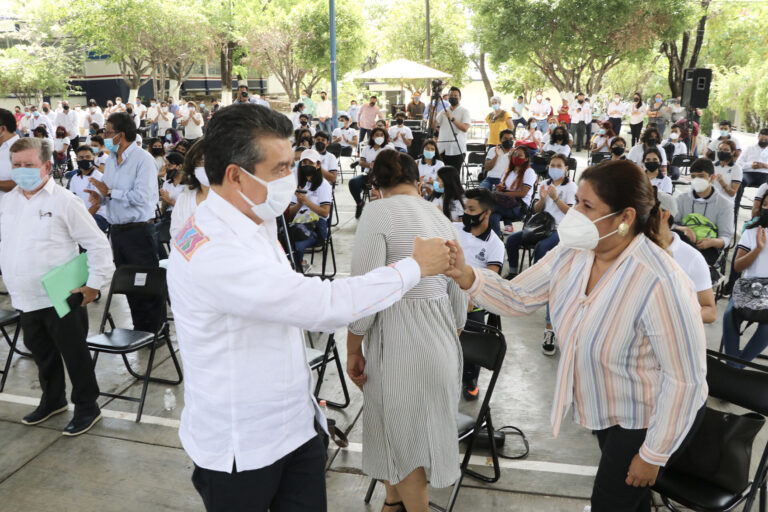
[379,0,469,92]
[659,0,710,97]
[494,61,548,104]
[0,45,76,105]
[474,0,695,95]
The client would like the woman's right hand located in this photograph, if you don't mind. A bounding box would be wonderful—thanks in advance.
[445,240,476,290]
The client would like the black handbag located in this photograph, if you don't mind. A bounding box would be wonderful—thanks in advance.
[733,277,768,324]
[667,407,765,494]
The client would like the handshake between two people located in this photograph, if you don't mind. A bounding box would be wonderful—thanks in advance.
[410,237,476,289]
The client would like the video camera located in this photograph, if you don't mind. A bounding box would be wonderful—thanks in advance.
[431,79,444,96]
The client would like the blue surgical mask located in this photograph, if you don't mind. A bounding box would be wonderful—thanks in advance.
[548,167,565,181]
[33,112,39,117]
[491,104,500,111]
[103,137,118,153]
[423,150,435,160]
[433,182,444,193]
[549,123,557,130]
[655,97,662,103]
[720,130,729,138]
[165,134,172,141]
[11,167,44,191]
[599,129,606,135]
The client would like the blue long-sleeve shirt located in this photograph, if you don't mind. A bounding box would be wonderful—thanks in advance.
[101,142,158,225]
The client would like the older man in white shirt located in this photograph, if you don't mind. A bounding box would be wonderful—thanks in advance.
[1,137,114,436]
[167,103,454,512]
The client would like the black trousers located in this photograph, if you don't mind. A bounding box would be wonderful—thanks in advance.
[609,117,622,137]
[440,152,465,171]
[67,136,79,171]
[192,435,327,512]
[21,306,99,417]
[630,122,643,146]
[574,122,586,151]
[591,426,651,512]
[109,223,165,332]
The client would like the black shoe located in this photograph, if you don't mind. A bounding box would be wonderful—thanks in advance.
[505,272,518,281]
[355,202,365,219]
[22,403,68,425]
[542,330,556,356]
[462,384,480,401]
[62,411,102,437]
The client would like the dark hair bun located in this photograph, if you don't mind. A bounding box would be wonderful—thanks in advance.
[372,150,419,189]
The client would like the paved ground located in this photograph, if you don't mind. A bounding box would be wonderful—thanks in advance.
[0,148,763,511]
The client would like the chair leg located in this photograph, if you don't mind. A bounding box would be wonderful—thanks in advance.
[0,321,21,393]
[121,330,182,385]
[2,322,31,358]
[324,344,350,409]
[135,343,157,423]
[364,478,377,503]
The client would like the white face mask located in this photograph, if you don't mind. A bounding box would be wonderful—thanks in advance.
[536,95,543,101]
[237,167,296,221]
[670,132,680,140]
[194,166,209,187]
[557,209,619,251]
[161,107,168,113]
[374,136,385,146]
[691,177,710,194]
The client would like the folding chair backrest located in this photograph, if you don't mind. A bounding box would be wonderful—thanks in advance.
[109,266,168,300]
[326,143,342,159]
[567,157,577,171]
[466,142,487,154]
[672,154,695,168]
[461,320,506,372]
[467,152,485,165]
[706,350,768,416]
[156,221,171,245]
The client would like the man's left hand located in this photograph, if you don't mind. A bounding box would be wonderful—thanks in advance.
[625,454,660,488]
[71,286,99,306]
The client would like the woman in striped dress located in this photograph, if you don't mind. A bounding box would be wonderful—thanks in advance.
[447,160,707,512]
[347,149,468,512]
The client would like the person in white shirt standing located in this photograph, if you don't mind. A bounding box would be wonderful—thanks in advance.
[316,91,333,134]
[29,106,54,142]
[1,137,114,436]
[388,111,413,153]
[134,97,148,128]
[0,110,20,203]
[166,103,454,512]
[436,86,471,171]
[86,100,105,129]
[570,92,589,152]
[529,90,550,134]
[607,93,625,137]
[54,101,81,170]
[181,101,204,141]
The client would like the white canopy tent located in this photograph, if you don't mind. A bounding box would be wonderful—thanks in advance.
[356,58,452,102]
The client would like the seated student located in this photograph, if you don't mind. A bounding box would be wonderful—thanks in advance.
[331,113,358,152]
[89,135,109,172]
[68,145,110,232]
[540,115,559,145]
[453,187,504,400]
[628,126,668,172]
[675,157,734,265]
[288,149,333,265]
[294,113,315,137]
[589,121,615,154]
[721,200,768,366]
[417,138,444,195]
[712,139,742,211]
[657,192,716,323]
[490,146,536,237]
[738,128,768,190]
[555,120,574,147]
[388,111,413,153]
[517,117,542,154]
[313,131,338,184]
[53,126,69,167]
[662,124,688,180]
[349,126,394,219]
[430,166,465,222]
[706,119,742,161]
[753,183,768,219]
[608,136,627,160]
[643,147,673,195]
[541,125,571,157]
[482,129,515,191]
[159,152,186,219]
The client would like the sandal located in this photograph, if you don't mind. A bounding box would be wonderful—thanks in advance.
[383,501,407,512]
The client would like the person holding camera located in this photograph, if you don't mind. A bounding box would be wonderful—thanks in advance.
[235,85,258,105]
[436,86,470,171]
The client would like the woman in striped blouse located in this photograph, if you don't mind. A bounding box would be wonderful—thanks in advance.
[447,160,707,512]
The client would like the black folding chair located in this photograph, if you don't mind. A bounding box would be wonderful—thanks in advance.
[326,143,344,185]
[590,152,611,165]
[306,201,337,279]
[653,350,768,512]
[156,220,171,254]
[672,154,696,177]
[0,309,29,393]
[364,321,510,511]
[305,332,350,409]
[87,266,182,422]
[567,157,578,180]
[466,142,487,154]
[465,152,486,187]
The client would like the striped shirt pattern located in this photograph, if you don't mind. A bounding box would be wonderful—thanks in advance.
[467,234,708,465]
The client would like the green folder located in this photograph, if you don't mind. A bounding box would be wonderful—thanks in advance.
[41,253,90,318]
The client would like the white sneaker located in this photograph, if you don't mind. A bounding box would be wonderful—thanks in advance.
[542,329,556,356]
[583,507,591,512]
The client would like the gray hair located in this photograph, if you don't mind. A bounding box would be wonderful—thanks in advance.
[490,95,502,105]
[10,137,52,164]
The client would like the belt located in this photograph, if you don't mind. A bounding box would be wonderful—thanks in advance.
[110,221,150,233]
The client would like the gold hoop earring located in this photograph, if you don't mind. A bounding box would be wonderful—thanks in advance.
[617,222,630,237]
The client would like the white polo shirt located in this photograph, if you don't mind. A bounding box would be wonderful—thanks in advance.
[535,178,577,226]
[738,226,768,279]
[485,148,511,180]
[669,232,712,291]
[530,100,550,121]
[454,223,505,269]
[332,127,357,148]
[417,158,445,182]
[68,169,107,218]
[502,167,537,206]
[713,162,743,204]
[291,178,333,220]
[388,125,413,151]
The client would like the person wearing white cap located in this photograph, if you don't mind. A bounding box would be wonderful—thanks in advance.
[657,190,716,323]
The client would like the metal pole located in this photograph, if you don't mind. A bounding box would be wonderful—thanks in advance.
[330,0,339,131]
[426,0,431,66]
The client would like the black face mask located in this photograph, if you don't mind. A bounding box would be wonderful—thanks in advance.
[717,151,732,162]
[299,165,317,178]
[395,118,404,125]
[578,99,584,104]
[127,109,133,114]
[321,96,326,100]
[301,137,313,146]
[300,120,308,126]
[759,209,768,228]
[77,160,94,172]
[56,132,66,138]
[644,161,660,173]
[43,107,49,112]
[63,105,69,111]
[151,147,164,156]
[501,139,514,150]
[646,138,658,145]
[315,141,326,153]
[166,169,178,181]
[611,146,625,156]
[634,97,641,103]
[369,101,376,106]
[448,97,459,106]
[759,140,768,148]
[462,211,486,229]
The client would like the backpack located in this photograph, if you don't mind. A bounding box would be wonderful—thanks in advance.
[682,213,718,240]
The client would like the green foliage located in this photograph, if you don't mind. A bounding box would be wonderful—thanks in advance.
[379,0,469,91]
[699,3,768,70]
[709,60,768,131]
[493,61,548,101]
[0,45,77,104]
[600,56,670,100]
